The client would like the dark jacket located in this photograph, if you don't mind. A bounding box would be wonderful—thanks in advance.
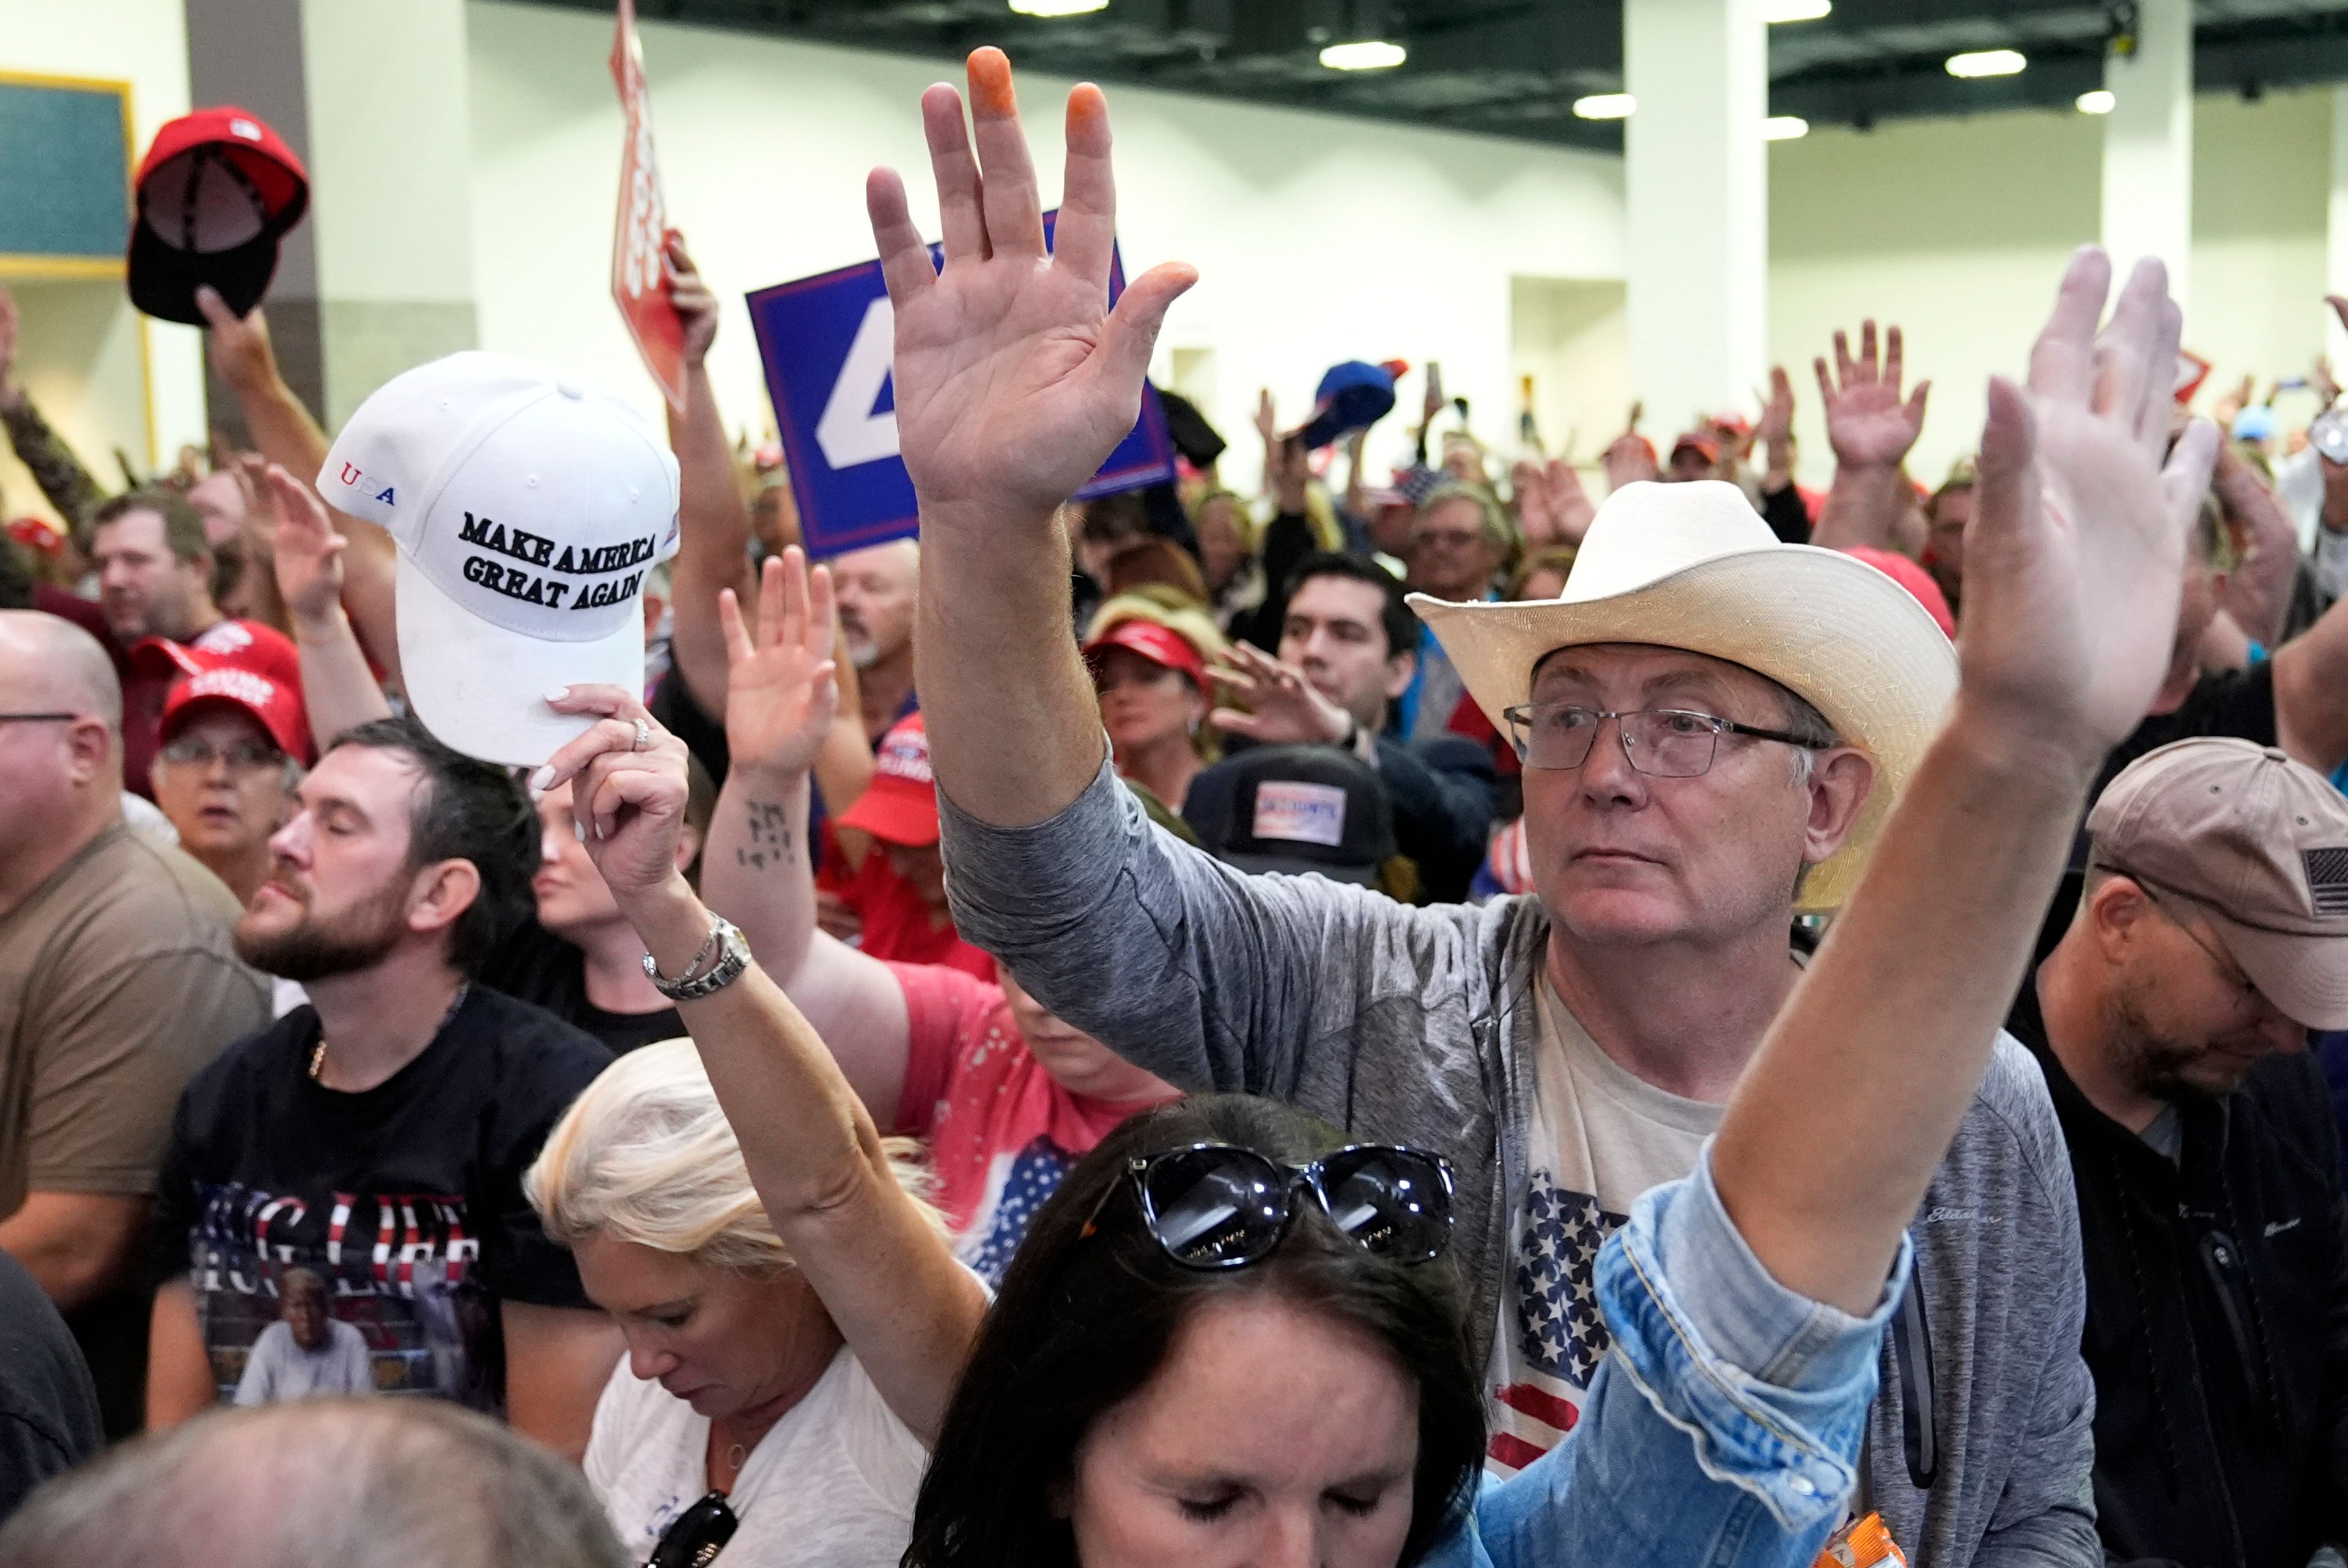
[2010,979,2348,1568]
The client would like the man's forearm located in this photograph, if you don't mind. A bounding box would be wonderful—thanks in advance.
[146,1279,216,1429]
[706,764,820,985]
[1713,704,2098,1315]
[1811,462,1906,553]
[228,374,328,490]
[0,1190,146,1312]
[2275,594,2348,776]
[291,605,392,752]
[0,395,106,526]
[666,363,757,720]
[916,504,1105,827]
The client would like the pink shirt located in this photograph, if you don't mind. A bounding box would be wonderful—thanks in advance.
[888,962,1167,1284]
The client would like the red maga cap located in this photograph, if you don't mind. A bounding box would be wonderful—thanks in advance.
[1084,617,1209,693]
[835,713,940,848]
[136,621,312,764]
[129,106,309,327]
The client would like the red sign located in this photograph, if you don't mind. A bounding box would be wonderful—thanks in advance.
[610,0,685,409]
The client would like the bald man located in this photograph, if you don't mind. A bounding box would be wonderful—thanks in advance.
[0,611,267,1437]
[0,1396,625,1568]
[831,539,921,742]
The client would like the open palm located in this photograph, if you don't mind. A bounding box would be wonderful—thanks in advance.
[1960,251,2216,751]
[720,548,840,778]
[868,50,1196,523]
[1815,322,1929,471]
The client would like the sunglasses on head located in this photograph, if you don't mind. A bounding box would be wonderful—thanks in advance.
[644,1490,737,1568]
[1084,1141,1455,1270]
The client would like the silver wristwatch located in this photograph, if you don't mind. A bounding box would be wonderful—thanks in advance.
[643,914,751,1001]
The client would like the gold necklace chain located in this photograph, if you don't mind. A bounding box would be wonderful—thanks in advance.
[308,982,471,1083]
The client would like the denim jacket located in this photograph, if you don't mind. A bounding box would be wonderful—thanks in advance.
[1423,1149,1908,1568]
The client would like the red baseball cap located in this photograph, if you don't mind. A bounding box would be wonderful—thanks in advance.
[1084,617,1209,691]
[1669,429,1722,465]
[135,620,312,763]
[835,714,939,847]
[1839,546,1956,641]
[128,106,309,326]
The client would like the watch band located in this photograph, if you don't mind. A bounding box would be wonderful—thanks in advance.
[643,915,751,1001]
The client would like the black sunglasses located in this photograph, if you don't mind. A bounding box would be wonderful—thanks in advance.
[1085,1142,1455,1270]
[645,1490,738,1568]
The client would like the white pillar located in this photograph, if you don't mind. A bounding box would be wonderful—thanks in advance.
[184,0,479,431]
[2100,0,2194,314]
[1624,0,1768,440]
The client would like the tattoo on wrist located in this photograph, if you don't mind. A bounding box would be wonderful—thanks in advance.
[734,800,796,870]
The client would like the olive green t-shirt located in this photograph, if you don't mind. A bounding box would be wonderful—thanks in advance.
[0,823,268,1216]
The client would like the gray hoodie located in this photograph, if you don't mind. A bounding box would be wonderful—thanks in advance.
[943,760,2099,1567]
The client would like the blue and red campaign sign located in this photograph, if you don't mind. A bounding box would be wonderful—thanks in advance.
[746,209,1174,559]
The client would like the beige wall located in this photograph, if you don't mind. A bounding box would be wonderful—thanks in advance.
[1770,87,2333,488]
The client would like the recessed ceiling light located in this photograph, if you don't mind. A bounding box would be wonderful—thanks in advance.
[1320,39,1407,70]
[1765,115,1810,140]
[1946,48,2027,78]
[1763,0,1831,21]
[1573,92,1636,120]
[1009,0,1107,15]
[2077,89,2116,114]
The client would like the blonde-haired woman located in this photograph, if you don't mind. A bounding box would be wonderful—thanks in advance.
[525,749,985,1568]
[1082,588,1227,815]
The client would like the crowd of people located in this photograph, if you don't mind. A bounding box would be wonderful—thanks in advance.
[1,44,2347,1568]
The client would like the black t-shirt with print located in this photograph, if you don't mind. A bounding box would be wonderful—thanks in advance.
[150,986,610,1414]
[481,918,684,1057]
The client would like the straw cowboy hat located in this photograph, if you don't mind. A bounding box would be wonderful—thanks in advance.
[1408,480,1958,913]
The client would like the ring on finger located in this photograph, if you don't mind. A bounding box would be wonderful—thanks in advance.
[631,717,652,753]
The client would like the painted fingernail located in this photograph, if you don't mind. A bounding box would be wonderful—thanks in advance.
[573,819,586,844]
[530,765,556,790]
[544,687,570,702]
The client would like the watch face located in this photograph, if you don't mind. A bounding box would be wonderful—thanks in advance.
[2314,411,2348,466]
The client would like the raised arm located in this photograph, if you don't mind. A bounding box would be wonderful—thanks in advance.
[0,287,106,528]
[538,685,984,1441]
[1810,321,1930,556]
[265,465,390,751]
[2212,441,2300,650]
[660,235,760,726]
[194,287,403,683]
[1714,249,2218,1315]
[703,549,909,1121]
[2275,586,2348,776]
[868,47,1194,828]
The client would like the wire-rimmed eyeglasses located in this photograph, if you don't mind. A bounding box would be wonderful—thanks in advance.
[1501,702,1830,778]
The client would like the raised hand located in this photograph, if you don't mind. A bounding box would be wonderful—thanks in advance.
[666,232,720,370]
[1961,249,2217,756]
[194,285,281,396]
[718,547,841,779]
[1208,642,1351,746]
[536,685,696,900]
[1257,389,1307,512]
[1601,401,1658,490]
[263,462,348,631]
[866,49,1197,525]
[1512,455,1596,547]
[1815,322,1929,471]
[2212,373,2253,432]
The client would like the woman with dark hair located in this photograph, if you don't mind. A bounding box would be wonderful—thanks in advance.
[907,1094,1484,1568]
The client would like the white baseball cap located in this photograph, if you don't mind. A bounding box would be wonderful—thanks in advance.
[320,352,681,766]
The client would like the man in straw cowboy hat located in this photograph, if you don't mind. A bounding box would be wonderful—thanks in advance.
[864,49,2213,1566]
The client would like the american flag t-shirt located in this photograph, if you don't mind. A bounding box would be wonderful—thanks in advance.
[1485,984,1722,1476]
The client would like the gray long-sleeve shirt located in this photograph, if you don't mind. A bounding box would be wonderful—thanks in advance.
[943,759,2099,1567]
